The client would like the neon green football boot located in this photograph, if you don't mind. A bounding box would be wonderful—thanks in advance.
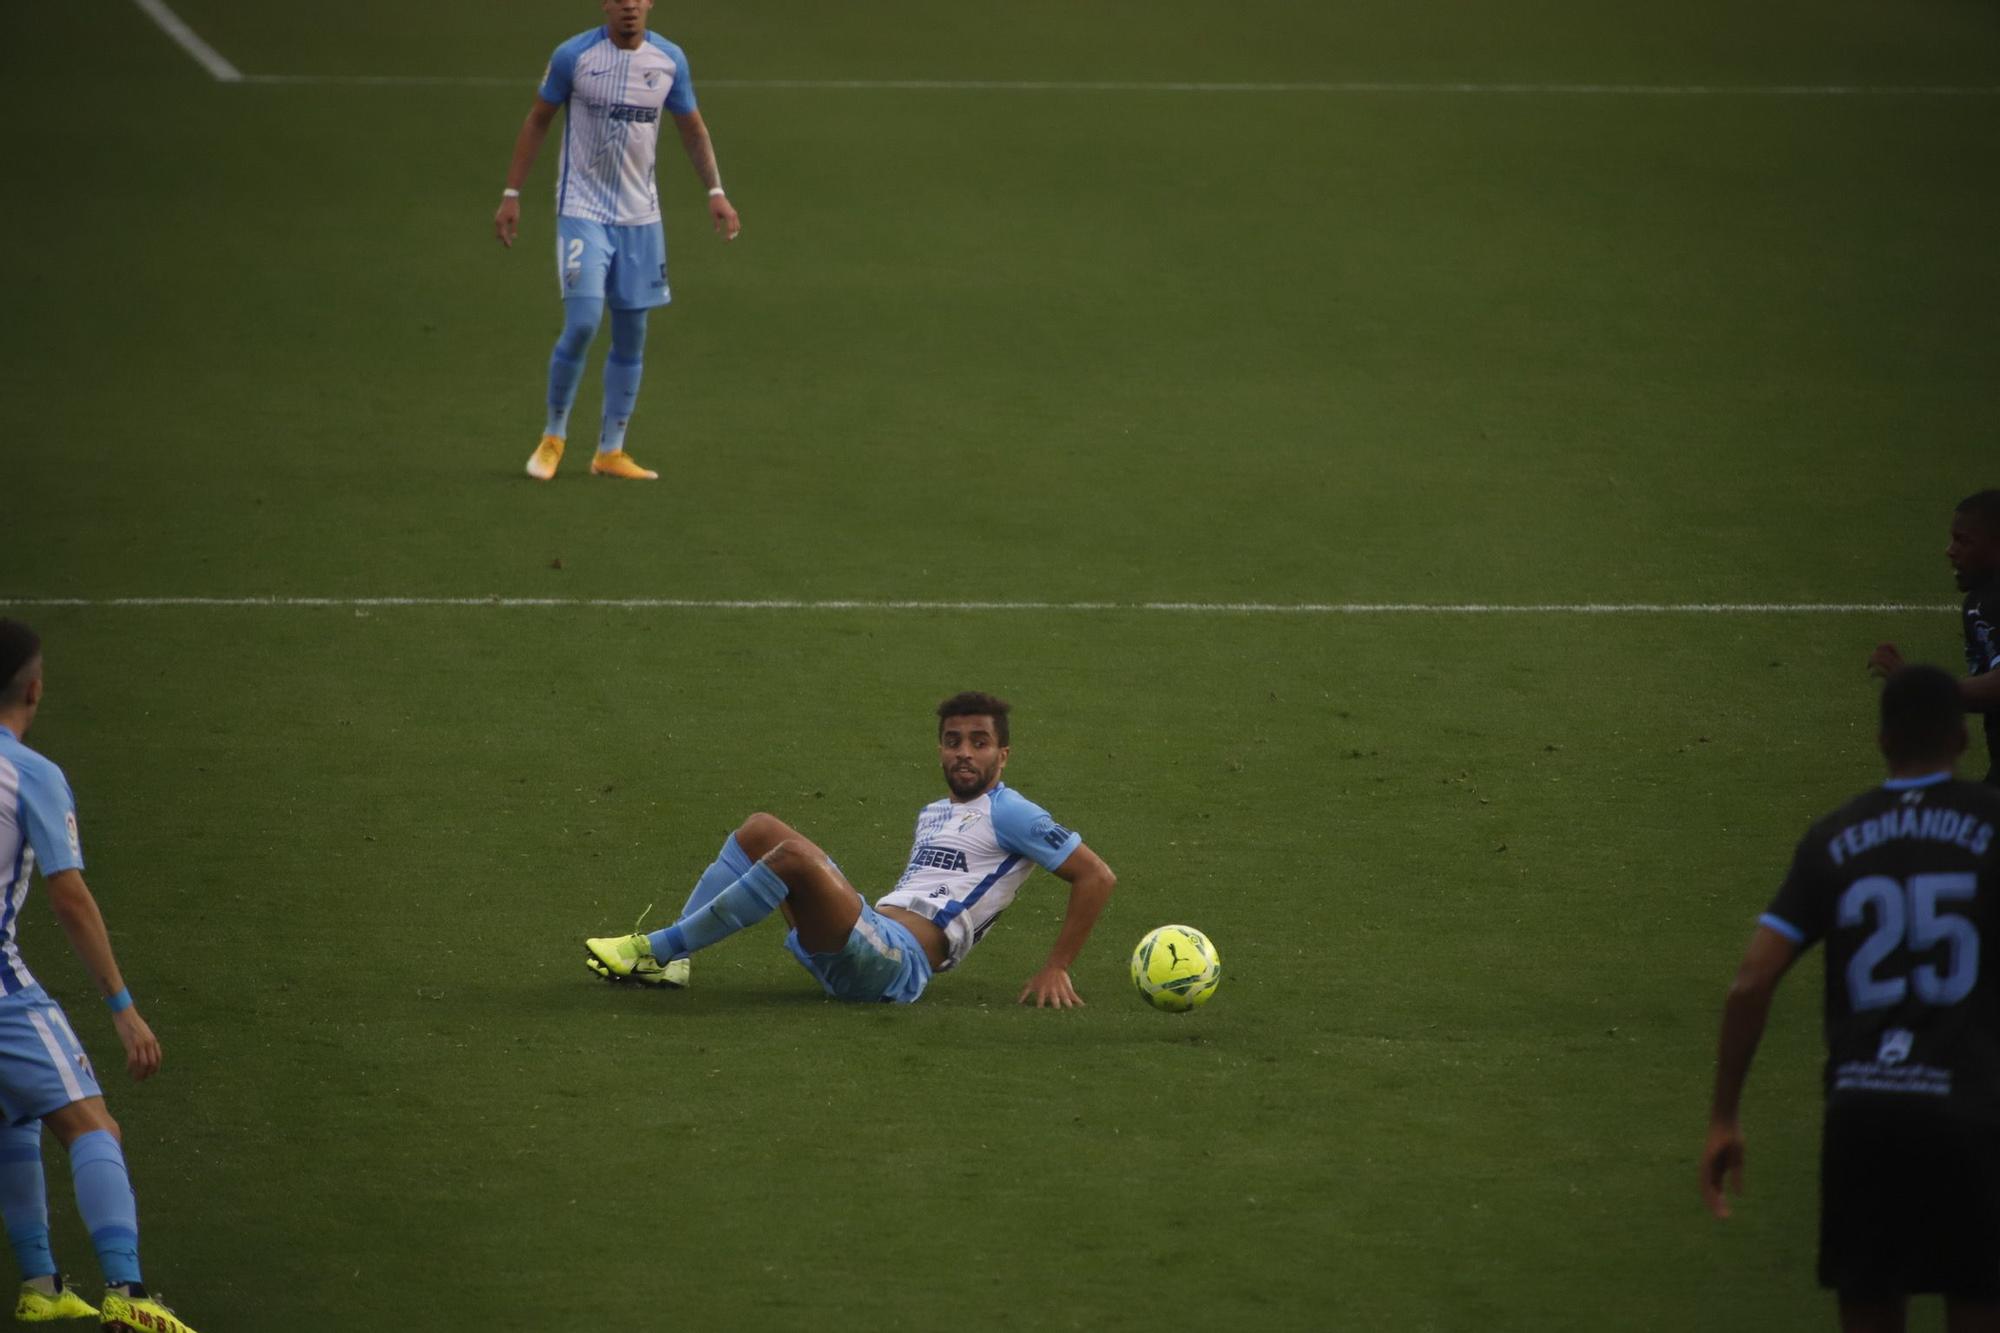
[98,1289,199,1332]
[14,1277,97,1321]
[583,932,689,988]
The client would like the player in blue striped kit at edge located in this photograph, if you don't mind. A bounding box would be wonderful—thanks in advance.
[0,622,197,1333]
[585,693,1120,1008]
[494,0,741,482]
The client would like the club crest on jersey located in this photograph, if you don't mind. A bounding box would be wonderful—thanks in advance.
[1877,1028,1914,1066]
[956,809,983,832]
[644,70,662,88]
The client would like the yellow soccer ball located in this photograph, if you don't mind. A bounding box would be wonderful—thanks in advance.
[1130,924,1221,1012]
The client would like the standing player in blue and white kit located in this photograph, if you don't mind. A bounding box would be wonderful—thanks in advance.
[494,0,741,483]
[0,623,197,1333]
[583,693,1119,1007]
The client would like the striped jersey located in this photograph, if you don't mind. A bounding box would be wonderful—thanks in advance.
[875,784,1082,971]
[0,726,83,995]
[539,27,698,226]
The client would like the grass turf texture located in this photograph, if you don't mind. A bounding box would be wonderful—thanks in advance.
[2,0,1996,1328]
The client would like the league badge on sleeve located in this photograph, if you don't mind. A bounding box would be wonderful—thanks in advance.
[64,812,80,860]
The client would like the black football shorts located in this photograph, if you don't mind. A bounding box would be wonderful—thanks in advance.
[1820,1098,2000,1302]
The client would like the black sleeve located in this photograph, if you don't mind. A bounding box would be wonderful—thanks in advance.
[1760,836,1827,949]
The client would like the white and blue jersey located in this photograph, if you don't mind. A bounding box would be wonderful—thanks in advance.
[875,784,1082,971]
[0,727,81,998]
[539,27,697,226]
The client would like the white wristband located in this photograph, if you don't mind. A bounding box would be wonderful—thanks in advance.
[501,188,521,199]
[707,186,726,198]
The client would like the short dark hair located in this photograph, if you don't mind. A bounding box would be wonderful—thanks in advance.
[1956,490,2000,538]
[0,621,40,706]
[937,691,1011,746]
[1880,665,1965,765]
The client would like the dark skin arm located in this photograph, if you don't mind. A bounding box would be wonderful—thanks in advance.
[1870,644,2000,710]
[1701,925,1800,1219]
[1018,843,1117,1009]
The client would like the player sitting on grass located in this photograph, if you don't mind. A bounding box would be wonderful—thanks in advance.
[584,692,1117,1007]
[0,622,197,1333]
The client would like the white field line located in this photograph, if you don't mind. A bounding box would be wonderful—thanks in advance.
[235,74,2000,97]
[0,597,1956,614]
[130,0,242,83]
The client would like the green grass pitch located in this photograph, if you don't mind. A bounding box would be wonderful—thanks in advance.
[2,1,1996,1328]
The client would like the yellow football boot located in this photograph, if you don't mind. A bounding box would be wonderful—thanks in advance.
[525,434,565,481]
[583,933,689,987]
[14,1277,97,1321]
[98,1290,198,1333]
[589,450,659,480]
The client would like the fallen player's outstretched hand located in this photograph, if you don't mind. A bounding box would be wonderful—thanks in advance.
[1019,964,1083,1009]
[1868,643,1906,679]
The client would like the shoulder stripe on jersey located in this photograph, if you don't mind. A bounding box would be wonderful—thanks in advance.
[932,854,1024,930]
[1758,913,1806,944]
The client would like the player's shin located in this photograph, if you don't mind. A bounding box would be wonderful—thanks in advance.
[599,355,644,454]
[0,1124,53,1281]
[648,859,787,960]
[599,306,648,454]
[545,297,603,439]
[655,834,755,959]
[65,1132,139,1289]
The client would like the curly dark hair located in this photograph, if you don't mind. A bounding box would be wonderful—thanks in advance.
[936,691,1012,746]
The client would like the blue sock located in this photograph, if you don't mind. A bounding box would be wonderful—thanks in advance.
[67,1132,140,1289]
[648,860,788,960]
[599,307,648,453]
[545,297,604,438]
[0,1123,52,1280]
[685,835,753,916]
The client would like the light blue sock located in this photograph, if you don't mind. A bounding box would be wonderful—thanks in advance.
[0,1123,52,1280]
[544,297,604,438]
[648,860,788,960]
[599,307,649,454]
[67,1132,140,1289]
[643,834,755,961]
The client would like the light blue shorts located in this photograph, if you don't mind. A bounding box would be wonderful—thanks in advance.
[556,216,670,310]
[0,986,103,1126]
[783,902,933,1005]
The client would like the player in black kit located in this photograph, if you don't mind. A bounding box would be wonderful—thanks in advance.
[1703,666,2000,1332]
[1872,490,2000,786]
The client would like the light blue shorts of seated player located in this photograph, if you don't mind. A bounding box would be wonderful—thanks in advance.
[783,901,933,1005]
[0,985,103,1126]
[555,216,670,310]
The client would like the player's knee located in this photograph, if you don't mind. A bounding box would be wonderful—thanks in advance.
[609,309,648,360]
[737,812,791,856]
[554,319,598,359]
[763,838,808,875]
